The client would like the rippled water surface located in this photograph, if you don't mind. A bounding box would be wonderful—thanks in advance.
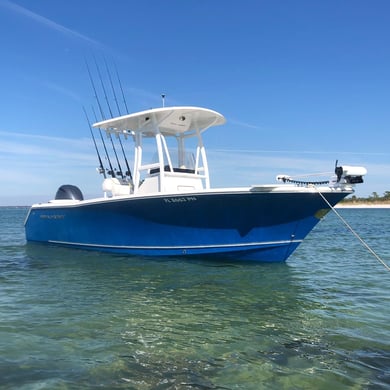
[0,207,389,389]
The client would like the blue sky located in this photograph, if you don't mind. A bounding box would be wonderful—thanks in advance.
[0,0,389,205]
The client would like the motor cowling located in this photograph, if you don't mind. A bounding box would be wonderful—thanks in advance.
[55,185,84,201]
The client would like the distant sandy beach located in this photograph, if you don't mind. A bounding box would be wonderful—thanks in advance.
[336,203,390,209]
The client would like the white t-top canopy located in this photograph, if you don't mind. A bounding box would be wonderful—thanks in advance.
[93,106,226,136]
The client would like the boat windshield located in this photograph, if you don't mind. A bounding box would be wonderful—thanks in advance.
[150,150,196,171]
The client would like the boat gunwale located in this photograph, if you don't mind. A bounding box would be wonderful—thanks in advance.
[26,185,353,210]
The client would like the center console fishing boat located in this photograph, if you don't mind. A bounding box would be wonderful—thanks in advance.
[24,106,367,261]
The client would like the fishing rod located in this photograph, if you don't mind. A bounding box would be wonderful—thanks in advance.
[94,57,127,180]
[92,106,115,178]
[117,134,133,182]
[108,134,124,179]
[85,59,106,120]
[88,58,124,179]
[104,57,122,116]
[104,58,133,182]
[87,57,132,181]
[114,62,130,114]
[94,56,113,118]
[82,106,106,179]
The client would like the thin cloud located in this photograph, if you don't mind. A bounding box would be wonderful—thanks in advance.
[0,130,90,145]
[0,130,101,201]
[211,148,389,156]
[228,119,261,130]
[0,131,94,163]
[0,0,105,50]
[41,81,82,102]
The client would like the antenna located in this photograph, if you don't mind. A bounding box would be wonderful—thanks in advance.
[161,94,166,107]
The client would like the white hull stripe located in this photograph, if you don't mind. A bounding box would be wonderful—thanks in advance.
[48,239,303,250]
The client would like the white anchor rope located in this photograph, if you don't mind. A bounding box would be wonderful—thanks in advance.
[315,188,390,272]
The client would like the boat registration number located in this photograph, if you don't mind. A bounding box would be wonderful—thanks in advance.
[164,196,197,204]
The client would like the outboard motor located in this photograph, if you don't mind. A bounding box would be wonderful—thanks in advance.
[55,185,84,201]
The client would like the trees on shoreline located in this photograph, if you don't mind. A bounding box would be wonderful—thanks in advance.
[342,191,390,203]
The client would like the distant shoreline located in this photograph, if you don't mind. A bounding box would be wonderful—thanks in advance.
[0,205,29,208]
[336,203,390,208]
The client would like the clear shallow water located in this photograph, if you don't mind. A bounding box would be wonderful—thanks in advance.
[0,207,389,389]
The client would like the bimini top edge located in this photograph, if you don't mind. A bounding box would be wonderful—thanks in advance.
[93,106,226,136]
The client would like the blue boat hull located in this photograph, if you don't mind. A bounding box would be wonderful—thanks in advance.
[24,190,348,262]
